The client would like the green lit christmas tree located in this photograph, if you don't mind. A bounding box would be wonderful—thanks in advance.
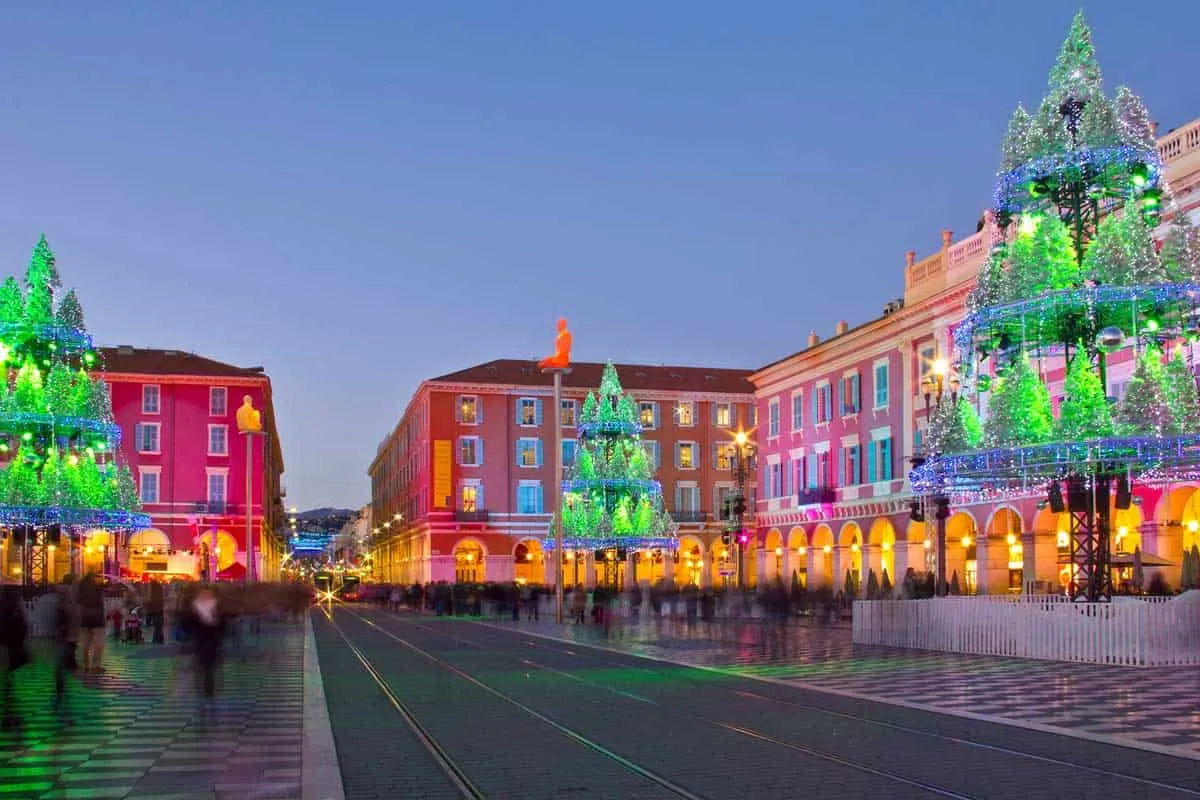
[1117,345,1172,436]
[982,354,1054,448]
[0,236,147,582]
[1056,349,1114,440]
[1162,345,1200,435]
[557,362,675,552]
[925,395,982,455]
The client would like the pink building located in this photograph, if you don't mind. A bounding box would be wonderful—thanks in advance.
[750,118,1200,594]
[101,347,286,581]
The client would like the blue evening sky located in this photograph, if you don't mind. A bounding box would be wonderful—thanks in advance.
[1,2,1197,509]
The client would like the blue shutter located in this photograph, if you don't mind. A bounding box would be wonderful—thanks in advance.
[882,438,893,480]
[851,374,860,412]
[478,399,484,425]
[515,440,522,466]
[811,392,818,424]
[514,402,522,426]
[837,448,846,486]
[478,439,485,465]
[673,485,681,510]
[455,398,463,423]
[867,441,877,483]
[455,437,462,465]
[653,404,660,428]
[712,445,719,470]
[535,399,544,426]
[784,459,792,496]
[711,403,718,426]
[536,483,544,513]
[914,429,923,457]
[478,483,485,510]
[535,439,544,466]
[134,423,143,450]
[654,442,661,469]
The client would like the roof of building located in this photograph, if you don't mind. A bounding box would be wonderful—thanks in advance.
[98,346,268,379]
[430,359,754,395]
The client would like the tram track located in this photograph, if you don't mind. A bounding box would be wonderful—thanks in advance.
[351,609,978,799]
[320,606,702,800]
[368,612,1200,799]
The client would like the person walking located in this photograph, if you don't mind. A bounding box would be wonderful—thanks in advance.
[183,587,224,700]
[76,573,106,673]
[148,581,165,645]
[54,578,81,710]
[1,588,30,729]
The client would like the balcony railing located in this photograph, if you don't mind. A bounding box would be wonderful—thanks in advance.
[671,510,708,523]
[795,487,836,505]
[191,501,243,516]
[454,509,490,523]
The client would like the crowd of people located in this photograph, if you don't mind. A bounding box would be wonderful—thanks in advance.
[0,577,312,730]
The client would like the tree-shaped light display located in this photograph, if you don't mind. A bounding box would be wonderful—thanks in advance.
[0,236,148,585]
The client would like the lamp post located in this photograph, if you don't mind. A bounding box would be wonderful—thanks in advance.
[236,395,265,583]
[726,431,756,591]
[920,357,959,597]
[542,366,571,623]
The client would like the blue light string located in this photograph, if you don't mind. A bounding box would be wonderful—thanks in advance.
[577,419,644,438]
[0,411,121,443]
[993,144,1162,214]
[562,478,662,494]
[0,321,94,352]
[0,505,151,529]
[542,535,679,551]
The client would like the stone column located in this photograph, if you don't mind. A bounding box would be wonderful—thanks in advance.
[782,546,793,589]
[700,554,712,589]
[755,547,767,591]
[626,551,639,589]
[973,535,988,595]
[584,552,596,588]
[1022,531,1037,594]
[662,552,674,587]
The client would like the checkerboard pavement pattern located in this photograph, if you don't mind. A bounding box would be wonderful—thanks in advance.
[0,619,305,799]
[489,616,1200,759]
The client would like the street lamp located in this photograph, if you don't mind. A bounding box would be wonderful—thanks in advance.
[920,357,959,597]
[726,430,756,590]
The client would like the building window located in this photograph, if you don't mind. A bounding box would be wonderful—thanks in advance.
[639,401,659,429]
[139,471,159,504]
[460,481,482,512]
[840,444,861,486]
[207,472,227,510]
[768,399,780,437]
[716,486,735,519]
[749,405,757,427]
[813,383,833,423]
[874,362,890,408]
[714,403,732,428]
[516,438,543,467]
[136,423,161,454]
[919,346,936,382]
[868,437,893,482]
[457,395,480,425]
[674,484,700,513]
[517,482,544,514]
[560,399,577,427]
[714,444,731,470]
[459,436,482,466]
[791,394,803,431]
[768,463,783,498]
[840,373,860,416]
[562,439,577,467]
[207,425,228,456]
[142,385,160,414]
[517,398,542,426]
[675,401,695,427]
[676,441,696,469]
[643,440,661,469]
[210,387,227,416]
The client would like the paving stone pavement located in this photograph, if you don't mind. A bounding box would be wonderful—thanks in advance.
[479,613,1200,760]
[0,618,307,799]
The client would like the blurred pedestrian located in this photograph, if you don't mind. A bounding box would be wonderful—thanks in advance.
[1,588,30,729]
[76,573,107,673]
[148,581,165,644]
[54,577,81,709]
[184,587,224,699]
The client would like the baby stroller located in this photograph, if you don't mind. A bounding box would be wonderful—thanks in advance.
[122,606,145,644]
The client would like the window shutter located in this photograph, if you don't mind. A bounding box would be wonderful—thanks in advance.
[455,438,462,465]
[455,398,463,423]
[784,459,792,496]
[674,442,681,468]
[515,402,522,426]
[535,439,544,466]
[852,375,860,411]
[653,443,661,469]
[478,483,485,510]
[882,438,892,480]
[867,441,877,483]
[134,423,142,448]
[837,448,846,486]
[535,399,544,426]
[536,483,544,513]
[478,399,484,425]
[712,445,719,470]
[478,439,485,466]
[515,440,521,466]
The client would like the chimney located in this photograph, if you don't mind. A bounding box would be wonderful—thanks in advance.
[942,230,953,249]
[807,330,820,348]
[835,320,849,336]
[905,250,916,268]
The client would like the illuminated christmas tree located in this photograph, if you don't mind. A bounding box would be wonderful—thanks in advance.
[0,236,148,585]
[1162,346,1200,435]
[557,363,675,555]
[982,354,1053,448]
[1117,345,1172,436]
[1056,349,1113,440]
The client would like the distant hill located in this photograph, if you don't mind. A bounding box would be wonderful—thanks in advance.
[294,507,357,534]
[296,507,356,520]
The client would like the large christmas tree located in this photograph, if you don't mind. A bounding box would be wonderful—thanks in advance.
[0,236,147,583]
[557,363,675,554]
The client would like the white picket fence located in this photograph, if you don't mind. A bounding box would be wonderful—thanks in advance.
[852,591,1200,666]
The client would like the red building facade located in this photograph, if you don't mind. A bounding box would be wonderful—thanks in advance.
[101,347,286,581]
[369,360,755,586]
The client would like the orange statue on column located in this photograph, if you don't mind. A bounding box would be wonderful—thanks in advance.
[236,395,263,433]
[538,318,572,369]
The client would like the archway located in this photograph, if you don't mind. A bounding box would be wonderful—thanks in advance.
[676,535,705,587]
[811,525,834,589]
[514,539,544,584]
[197,530,238,572]
[453,539,485,583]
[764,528,784,587]
[838,522,863,594]
[945,512,977,594]
[904,519,930,581]
[1110,503,1145,593]
[983,507,1022,594]
[867,518,896,588]
[787,527,808,590]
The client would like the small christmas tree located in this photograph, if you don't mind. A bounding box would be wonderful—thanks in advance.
[1162,346,1200,435]
[1113,86,1157,151]
[1047,11,1104,108]
[1118,345,1173,436]
[0,277,23,326]
[984,354,1054,448]
[55,288,86,330]
[999,105,1032,173]
[1056,350,1114,440]
[1008,214,1079,296]
[926,396,982,455]
[1160,207,1200,283]
[1080,95,1119,148]
[24,235,61,326]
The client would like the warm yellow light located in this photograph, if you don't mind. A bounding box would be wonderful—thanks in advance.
[774,547,783,556]
[734,431,748,447]
[1057,530,1069,548]
[797,546,807,556]
[881,541,891,552]
[565,551,574,560]
[923,538,932,550]
[1117,526,1128,538]
[525,553,533,561]
[851,543,859,552]
[961,536,972,548]
[1188,520,1199,533]
[465,553,474,562]
[1006,533,1016,546]
[822,544,832,554]
[48,544,56,552]
[932,357,950,377]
